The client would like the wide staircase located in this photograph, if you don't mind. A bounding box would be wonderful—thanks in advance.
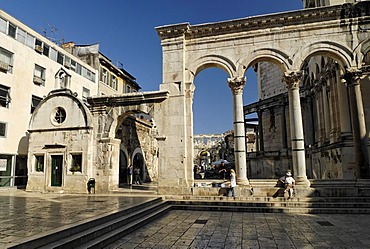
[8,180,370,249]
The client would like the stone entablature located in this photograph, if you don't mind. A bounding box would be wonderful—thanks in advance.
[157,4,360,40]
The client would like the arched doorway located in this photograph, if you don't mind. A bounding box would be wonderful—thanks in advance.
[133,152,145,182]
[119,149,128,187]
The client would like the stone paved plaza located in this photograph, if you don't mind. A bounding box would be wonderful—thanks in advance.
[105,210,370,249]
[0,189,155,249]
[1,189,370,249]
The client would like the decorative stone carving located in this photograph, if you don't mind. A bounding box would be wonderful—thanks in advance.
[282,71,302,90]
[227,76,246,95]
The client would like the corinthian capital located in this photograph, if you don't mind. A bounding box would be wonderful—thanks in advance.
[282,71,302,90]
[227,76,246,95]
[342,68,363,86]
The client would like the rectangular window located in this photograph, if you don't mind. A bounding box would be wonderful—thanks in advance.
[34,39,43,53]
[26,33,35,48]
[57,51,64,65]
[70,59,77,71]
[7,22,16,38]
[35,155,44,172]
[126,85,131,93]
[49,47,57,61]
[100,67,108,84]
[70,154,82,173]
[34,64,45,85]
[16,28,26,44]
[0,84,10,108]
[31,95,42,113]
[82,87,90,100]
[111,75,117,90]
[76,63,82,74]
[0,17,6,33]
[43,44,49,57]
[0,122,6,137]
[64,56,71,68]
[0,47,13,73]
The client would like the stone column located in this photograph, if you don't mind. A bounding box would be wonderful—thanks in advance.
[283,71,310,186]
[185,82,195,183]
[227,76,249,185]
[343,69,370,178]
[257,110,264,152]
[337,70,352,137]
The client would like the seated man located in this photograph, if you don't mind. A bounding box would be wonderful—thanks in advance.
[279,170,295,199]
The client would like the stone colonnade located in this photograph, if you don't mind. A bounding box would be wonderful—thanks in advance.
[155,3,370,194]
[227,72,311,186]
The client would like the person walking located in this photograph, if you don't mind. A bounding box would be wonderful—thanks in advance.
[228,169,237,197]
[134,166,142,185]
[127,165,133,186]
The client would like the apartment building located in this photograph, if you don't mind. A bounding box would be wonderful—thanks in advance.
[62,42,141,96]
[0,10,98,188]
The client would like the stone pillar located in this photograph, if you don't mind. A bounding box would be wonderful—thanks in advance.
[227,76,249,185]
[283,71,310,186]
[322,83,331,140]
[185,82,196,183]
[337,70,352,137]
[257,110,264,152]
[343,69,370,178]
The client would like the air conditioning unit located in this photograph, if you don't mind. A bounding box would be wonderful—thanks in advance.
[35,45,43,53]
[33,76,44,85]
[0,61,9,72]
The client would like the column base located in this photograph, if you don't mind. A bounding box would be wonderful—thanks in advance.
[236,178,250,186]
[295,176,310,188]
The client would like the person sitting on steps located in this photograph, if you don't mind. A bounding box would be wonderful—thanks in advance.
[279,170,295,199]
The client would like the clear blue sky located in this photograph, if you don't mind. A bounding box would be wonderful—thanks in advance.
[1,0,303,134]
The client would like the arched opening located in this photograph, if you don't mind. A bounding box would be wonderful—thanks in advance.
[119,149,128,186]
[133,152,145,183]
[243,59,289,179]
[115,112,158,187]
[193,67,235,180]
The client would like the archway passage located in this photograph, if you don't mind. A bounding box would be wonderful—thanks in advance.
[155,2,370,194]
[119,150,128,186]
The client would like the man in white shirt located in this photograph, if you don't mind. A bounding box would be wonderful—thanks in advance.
[280,171,295,199]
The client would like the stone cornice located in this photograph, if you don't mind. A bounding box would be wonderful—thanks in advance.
[87,90,169,107]
[156,3,370,40]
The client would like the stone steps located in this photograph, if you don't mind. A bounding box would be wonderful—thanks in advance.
[167,196,370,214]
[8,197,169,249]
[8,195,370,248]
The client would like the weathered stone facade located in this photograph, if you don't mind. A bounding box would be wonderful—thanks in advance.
[155,2,370,195]
[27,89,168,193]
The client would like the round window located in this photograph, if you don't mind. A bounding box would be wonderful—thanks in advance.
[51,107,66,125]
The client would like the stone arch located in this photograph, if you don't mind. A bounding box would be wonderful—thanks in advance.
[292,41,353,71]
[186,54,235,82]
[357,37,370,64]
[104,104,154,138]
[237,48,291,76]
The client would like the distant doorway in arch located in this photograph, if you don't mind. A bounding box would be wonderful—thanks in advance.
[133,153,145,182]
[119,150,128,187]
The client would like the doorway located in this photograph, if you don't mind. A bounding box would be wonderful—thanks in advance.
[51,155,63,187]
[119,150,128,186]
